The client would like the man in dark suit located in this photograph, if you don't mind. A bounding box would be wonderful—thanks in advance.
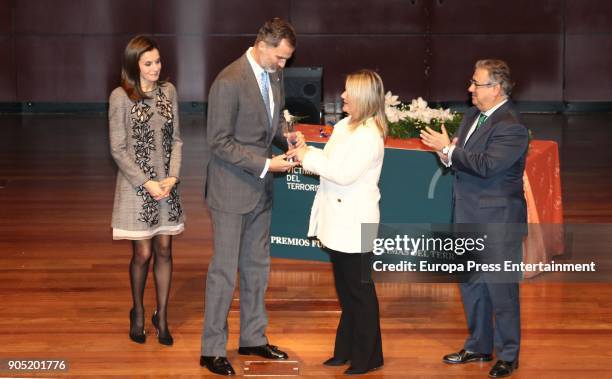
[200,18,301,376]
[421,59,528,378]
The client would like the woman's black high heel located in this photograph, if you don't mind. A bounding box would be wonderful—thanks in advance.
[152,311,173,346]
[129,308,146,344]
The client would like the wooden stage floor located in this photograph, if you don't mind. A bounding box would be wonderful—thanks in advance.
[1,113,612,377]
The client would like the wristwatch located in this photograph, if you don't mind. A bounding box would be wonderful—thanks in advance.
[441,145,451,155]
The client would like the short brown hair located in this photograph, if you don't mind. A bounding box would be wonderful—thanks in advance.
[255,17,296,48]
[475,59,514,96]
[120,35,164,102]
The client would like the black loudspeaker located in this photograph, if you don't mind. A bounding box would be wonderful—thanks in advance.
[283,67,323,124]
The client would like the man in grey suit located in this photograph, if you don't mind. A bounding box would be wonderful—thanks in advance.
[421,59,528,378]
[200,18,300,376]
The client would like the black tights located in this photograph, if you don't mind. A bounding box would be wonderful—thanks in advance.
[129,235,173,335]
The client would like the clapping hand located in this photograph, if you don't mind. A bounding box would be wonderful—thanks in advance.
[420,124,451,152]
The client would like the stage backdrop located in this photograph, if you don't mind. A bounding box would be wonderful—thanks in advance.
[1,0,612,107]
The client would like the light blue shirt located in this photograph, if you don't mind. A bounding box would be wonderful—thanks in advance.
[246,47,275,178]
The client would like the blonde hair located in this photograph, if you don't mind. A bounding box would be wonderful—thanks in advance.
[345,69,387,137]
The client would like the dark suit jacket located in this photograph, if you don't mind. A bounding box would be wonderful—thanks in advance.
[451,101,529,225]
[205,53,289,214]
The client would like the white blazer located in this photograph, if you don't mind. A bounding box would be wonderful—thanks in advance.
[302,116,385,253]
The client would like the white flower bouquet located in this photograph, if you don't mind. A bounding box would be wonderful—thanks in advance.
[385,92,462,139]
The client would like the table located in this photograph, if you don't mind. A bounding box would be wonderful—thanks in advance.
[523,140,564,277]
[270,124,564,276]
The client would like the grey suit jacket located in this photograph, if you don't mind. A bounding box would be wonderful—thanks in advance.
[205,53,289,214]
[450,101,529,225]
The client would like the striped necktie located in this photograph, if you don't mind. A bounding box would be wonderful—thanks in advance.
[260,71,272,125]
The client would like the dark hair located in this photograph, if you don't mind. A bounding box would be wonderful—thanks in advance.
[475,59,514,96]
[254,17,296,48]
[120,35,163,101]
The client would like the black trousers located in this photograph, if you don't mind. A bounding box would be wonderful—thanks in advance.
[327,249,383,370]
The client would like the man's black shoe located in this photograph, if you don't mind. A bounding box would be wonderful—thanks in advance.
[443,349,493,364]
[238,344,288,359]
[199,356,235,376]
[488,360,518,378]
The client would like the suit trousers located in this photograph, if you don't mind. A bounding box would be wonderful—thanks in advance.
[460,257,521,362]
[460,237,522,362]
[201,196,272,356]
[328,249,383,370]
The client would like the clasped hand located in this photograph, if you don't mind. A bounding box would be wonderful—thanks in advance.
[143,177,177,200]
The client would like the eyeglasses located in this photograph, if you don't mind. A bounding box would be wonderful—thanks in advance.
[469,79,497,88]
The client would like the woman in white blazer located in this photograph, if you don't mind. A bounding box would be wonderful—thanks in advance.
[296,69,387,375]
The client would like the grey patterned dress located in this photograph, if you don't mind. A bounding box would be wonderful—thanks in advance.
[109,83,184,240]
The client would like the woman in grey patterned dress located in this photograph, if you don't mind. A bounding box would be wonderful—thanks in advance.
[109,35,184,346]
